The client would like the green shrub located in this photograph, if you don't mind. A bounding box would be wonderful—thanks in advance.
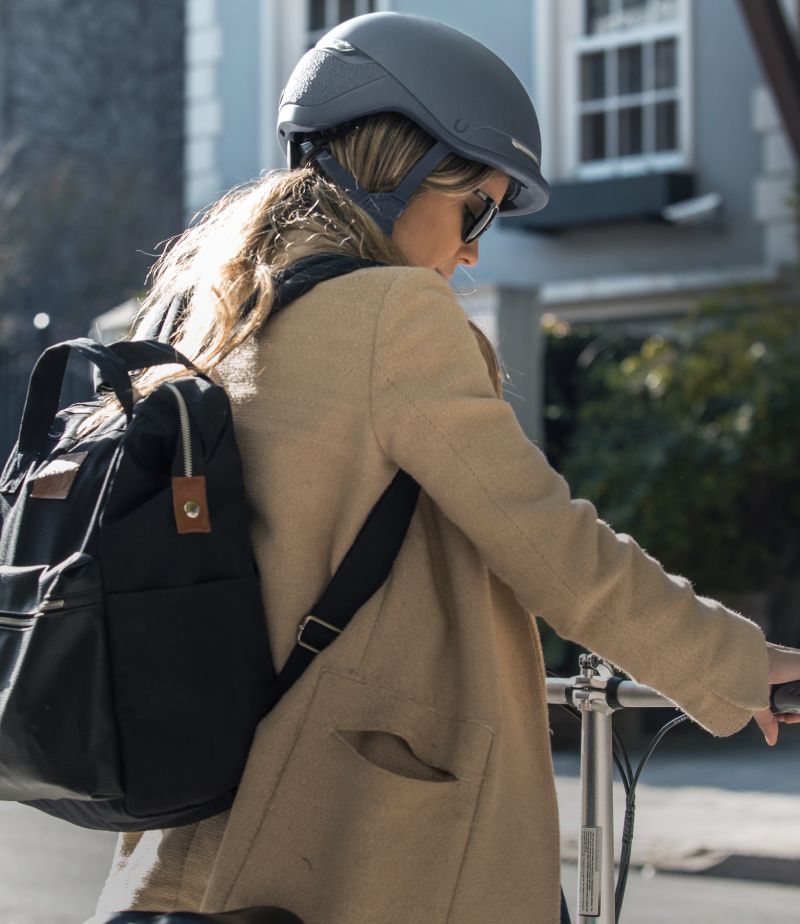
[541,284,800,650]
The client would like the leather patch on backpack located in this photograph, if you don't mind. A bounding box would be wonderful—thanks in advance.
[172,476,212,534]
[30,453,89,500]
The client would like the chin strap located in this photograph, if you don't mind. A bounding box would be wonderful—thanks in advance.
[302,140,450,236]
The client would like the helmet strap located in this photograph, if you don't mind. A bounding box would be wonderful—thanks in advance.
[303,140,450,236]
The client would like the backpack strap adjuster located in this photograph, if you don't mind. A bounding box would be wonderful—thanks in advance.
[296,613,341,654]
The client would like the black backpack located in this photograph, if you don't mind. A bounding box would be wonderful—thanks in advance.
[0,254,419,831]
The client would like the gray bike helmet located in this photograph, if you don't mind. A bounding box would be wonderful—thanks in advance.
[277,12,549,235]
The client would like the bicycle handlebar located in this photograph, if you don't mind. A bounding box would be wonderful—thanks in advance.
[547,677,800,714]
[545,677,671,709]
[548,657,800,924]
[771,680,800,714]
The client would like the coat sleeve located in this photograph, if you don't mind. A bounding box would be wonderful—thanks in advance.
[369,268,769,736]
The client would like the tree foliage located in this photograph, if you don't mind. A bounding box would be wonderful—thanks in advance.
[543,281,800,650]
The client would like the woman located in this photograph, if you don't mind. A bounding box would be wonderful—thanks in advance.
[94,13,800,924]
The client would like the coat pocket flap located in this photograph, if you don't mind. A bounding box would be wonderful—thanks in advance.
[309,670,493,785]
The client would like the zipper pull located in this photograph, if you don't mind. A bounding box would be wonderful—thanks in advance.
[164,383,212,534]
[172,474,211,534]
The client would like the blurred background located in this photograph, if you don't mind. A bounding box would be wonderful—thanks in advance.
[0,1,798,922]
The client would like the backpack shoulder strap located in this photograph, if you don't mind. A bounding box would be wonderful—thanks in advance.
[272,469,419,703]
[271,253,385,312]
[136,254,386,343]
[267,254,417,703]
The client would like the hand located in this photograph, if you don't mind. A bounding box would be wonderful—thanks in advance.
[753,643,800,746]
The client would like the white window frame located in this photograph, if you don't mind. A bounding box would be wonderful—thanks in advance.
[185,0,224,216]
[259,0,391,173]
[574,2,690,179]
[535,0,693,183]
[307,0,386,48]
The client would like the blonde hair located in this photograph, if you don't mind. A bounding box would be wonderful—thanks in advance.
[131,112,505,398]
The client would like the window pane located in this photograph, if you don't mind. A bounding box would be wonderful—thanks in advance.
[656,0,678,21]
[581,52,606,101]
[586,0,611,34]
[587,0,676,32]
[618,105,643,155]
[581,112,607,161]
[655,100,678,150]
[340,0,355,19]
[310,0,326,31]
[621,0,650,28]
[654,38,677,89]
[618,45,643,95]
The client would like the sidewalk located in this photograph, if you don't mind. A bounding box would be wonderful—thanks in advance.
[552,725,800,885]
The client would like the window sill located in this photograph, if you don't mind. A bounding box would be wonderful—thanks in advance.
[506,171,695,234]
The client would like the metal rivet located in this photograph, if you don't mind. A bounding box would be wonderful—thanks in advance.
[184,500,201,519]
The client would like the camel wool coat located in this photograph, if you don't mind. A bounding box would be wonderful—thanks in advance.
[94,265,769,924]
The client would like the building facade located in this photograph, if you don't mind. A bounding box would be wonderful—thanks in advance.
[184,0,798,442]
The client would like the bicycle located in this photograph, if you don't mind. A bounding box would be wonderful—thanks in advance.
[546,655,800,924]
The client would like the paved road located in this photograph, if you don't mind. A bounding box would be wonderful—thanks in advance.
[561,862,800,924]
[0,801,114,924]
[553,727,800,884]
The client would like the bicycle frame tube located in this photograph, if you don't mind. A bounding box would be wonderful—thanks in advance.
[579,708,615,923]
[572,657,617,923]
[547,655,673,924]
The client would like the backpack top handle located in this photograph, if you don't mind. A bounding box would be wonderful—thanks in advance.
[17,339,135,457]
[17,338,196,458]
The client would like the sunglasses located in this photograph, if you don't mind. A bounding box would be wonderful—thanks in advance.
[462,188,500,244]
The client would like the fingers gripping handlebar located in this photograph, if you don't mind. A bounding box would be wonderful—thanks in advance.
[771,681,800,715]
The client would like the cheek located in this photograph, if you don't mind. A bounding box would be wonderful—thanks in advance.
[392,199,463,268]
[393,219,436,267]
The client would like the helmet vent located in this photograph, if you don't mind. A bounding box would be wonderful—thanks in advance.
[281,50,386,108]
[511,137,540,167]
[318,38,356,53]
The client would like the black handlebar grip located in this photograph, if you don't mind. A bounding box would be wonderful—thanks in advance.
[770,681,800,715]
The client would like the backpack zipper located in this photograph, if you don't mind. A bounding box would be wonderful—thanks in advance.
[164,383,193,477]
[0,591,103,627]
[40,588,102,611]
[0,615,35,630]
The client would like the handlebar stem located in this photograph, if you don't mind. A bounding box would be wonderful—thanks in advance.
[578,707,616,924]
[550,656,674,924]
